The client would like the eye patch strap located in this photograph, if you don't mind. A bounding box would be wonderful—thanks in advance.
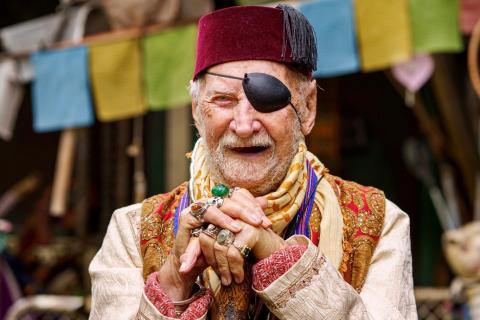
[205,71,244,81]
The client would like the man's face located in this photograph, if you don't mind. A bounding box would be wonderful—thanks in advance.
[193,60,312,196]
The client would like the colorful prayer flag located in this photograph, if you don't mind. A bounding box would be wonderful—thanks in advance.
[89,38,146,121]
[460,0,480,34]
[31,46,94,132]
[143,24,197,110]
[300,0,360,78]
[354,0,411,72]
[410,0,463,53]
[392,54,434,92]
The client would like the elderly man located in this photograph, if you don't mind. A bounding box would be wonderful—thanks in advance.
[89,4,417,320]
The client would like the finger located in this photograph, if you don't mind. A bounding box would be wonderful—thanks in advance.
[179,238,201,273]
[233,189,267,214]
[230,191,270,228]
[174,208,203,257]
[203,206,243,232]
[227,246,245,284]
[231,187,255,200]
[214,242,232,286]
[199,233,217,270]
[213,198,264,226]
[252,196,272,228]
[255,196,268,209]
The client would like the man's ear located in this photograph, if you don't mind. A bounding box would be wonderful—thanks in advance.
[191,99,204,137]
[300,80,317,136]
[190,80,204,137]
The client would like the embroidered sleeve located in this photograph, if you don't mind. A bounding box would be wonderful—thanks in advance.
[144,272,178,318]
[180,292,212,320]
[144,272,212,320]
[253,203,417,320]
[252,244,307,291]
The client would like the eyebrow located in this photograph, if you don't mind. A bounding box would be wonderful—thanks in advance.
[204,87,239,97]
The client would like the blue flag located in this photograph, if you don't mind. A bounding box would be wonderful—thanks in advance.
[300,0,360,78]
[31,46,94,132]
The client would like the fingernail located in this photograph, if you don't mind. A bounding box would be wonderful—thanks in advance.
[179,262,188,273]
[230,221,241,230]
[221,277,231,286]
[264,218,272,226]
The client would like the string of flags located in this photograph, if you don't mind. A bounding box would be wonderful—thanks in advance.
[0,0,478,140]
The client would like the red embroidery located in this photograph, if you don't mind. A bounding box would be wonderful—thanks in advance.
[180,291,212,320]
[144,272,212,319]
[252,244,307,291]
[144,272,177,318]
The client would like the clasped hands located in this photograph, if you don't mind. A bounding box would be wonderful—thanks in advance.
[158,188,286,301]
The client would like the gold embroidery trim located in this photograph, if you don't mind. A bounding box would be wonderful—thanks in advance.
[271,253,326,309]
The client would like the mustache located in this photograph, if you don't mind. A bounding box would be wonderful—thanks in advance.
[217,132,274,149]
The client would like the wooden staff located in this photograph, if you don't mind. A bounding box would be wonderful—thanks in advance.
[432,55,479,204]
[50,128,77,217]
[468,17,480,221]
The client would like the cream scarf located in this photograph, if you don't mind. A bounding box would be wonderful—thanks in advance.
[189,138,344,268]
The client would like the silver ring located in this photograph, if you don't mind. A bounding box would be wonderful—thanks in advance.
[216,229,235,246]
[191,227,203,237]
[207,196,224,208]
[189,201,209,223]
[203,223,221,239]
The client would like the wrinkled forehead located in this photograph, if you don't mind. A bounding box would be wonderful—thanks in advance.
[200,60,294,93]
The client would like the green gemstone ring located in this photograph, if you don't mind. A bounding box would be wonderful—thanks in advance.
[212,184,230,198]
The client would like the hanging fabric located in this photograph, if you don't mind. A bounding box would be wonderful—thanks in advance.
[143,24,197,110]
[392,54,434,106]
[410,0,463,53]
[460,0,480,34]
[0,59,24,140]
[30,46,94,132]
[100,0,180,29]
[89,38,146,121]
[353,0,411,72]
[299,0,360,78]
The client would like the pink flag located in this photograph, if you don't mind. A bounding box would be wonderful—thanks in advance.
[392,54,434,92]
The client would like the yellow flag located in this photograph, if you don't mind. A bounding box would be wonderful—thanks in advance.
[89,38,146,121]
[354,0,412,72]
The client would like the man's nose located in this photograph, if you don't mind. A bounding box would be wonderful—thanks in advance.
[230,101,261,138]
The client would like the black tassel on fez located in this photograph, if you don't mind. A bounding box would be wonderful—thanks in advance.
[277,4,317,72]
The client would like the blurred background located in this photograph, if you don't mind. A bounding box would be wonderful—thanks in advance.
[1,0,480,319]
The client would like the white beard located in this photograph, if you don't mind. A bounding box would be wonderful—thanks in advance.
[204,126,302,196]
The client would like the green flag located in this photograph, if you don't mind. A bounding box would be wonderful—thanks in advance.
[143,24,197,110]
[410,0,463,53]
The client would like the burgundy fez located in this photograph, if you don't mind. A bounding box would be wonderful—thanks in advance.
[193,5,317,78]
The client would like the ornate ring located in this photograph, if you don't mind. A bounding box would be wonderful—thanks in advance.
[233,244,252,259]
[191,227,203,237]
[206,196,224,208]
[216,229,235,246]
[189,201,209,223]
[203,224,221,239]
[211,184,230,198]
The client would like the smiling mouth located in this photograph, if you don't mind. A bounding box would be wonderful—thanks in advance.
[228,145,270,154]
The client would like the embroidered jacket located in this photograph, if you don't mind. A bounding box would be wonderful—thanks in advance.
[89,175,418,319]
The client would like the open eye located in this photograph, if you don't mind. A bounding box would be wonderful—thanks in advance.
[211,95,236,107]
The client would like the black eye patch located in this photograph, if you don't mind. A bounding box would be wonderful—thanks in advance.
[205,71,296,114]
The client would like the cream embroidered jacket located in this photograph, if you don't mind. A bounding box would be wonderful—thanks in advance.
[88,200,418,320]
